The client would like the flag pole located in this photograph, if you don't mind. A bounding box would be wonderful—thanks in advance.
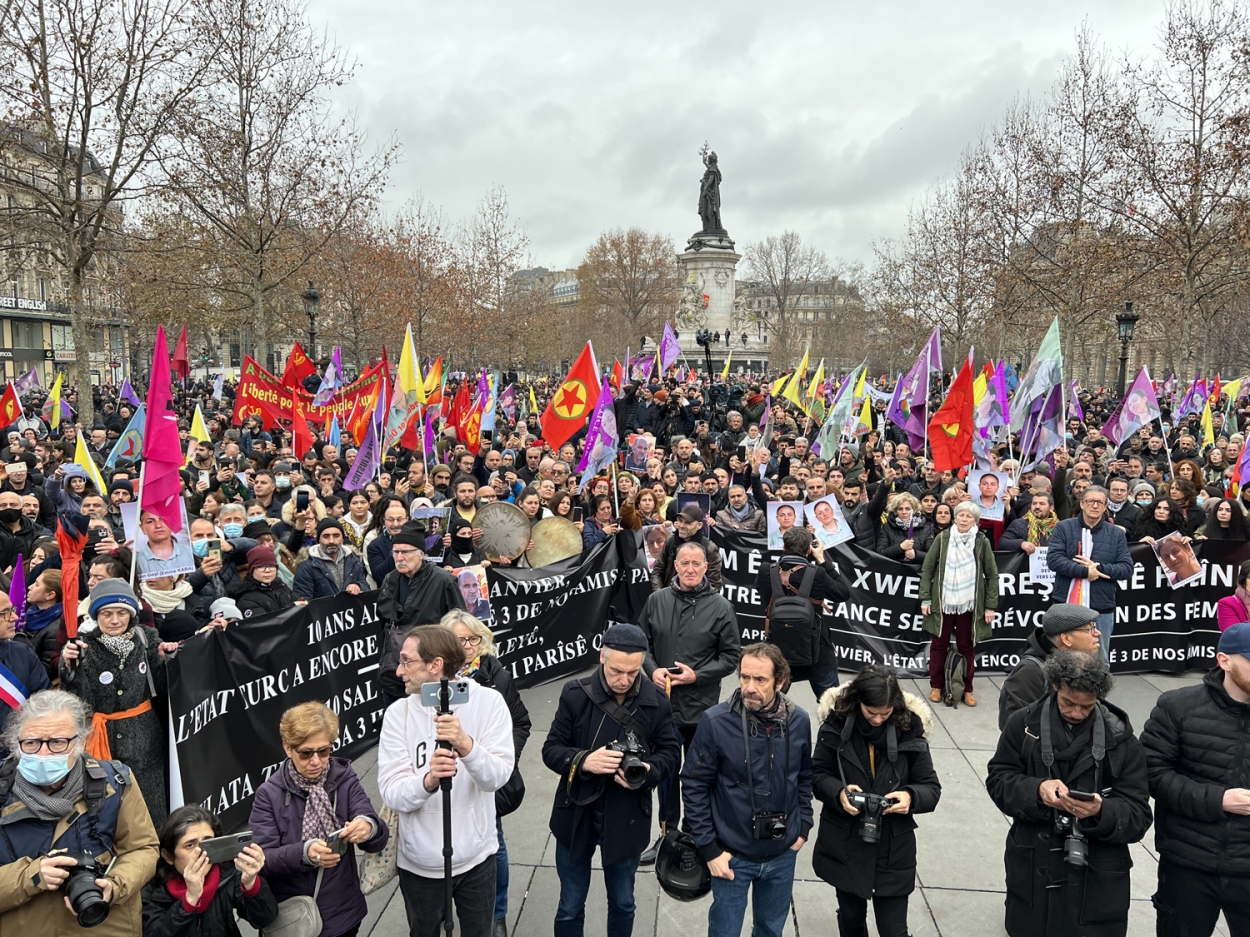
[130,462,145,588]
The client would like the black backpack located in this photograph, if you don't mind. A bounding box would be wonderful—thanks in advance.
[943,649,967,708]
[766,564,821,668]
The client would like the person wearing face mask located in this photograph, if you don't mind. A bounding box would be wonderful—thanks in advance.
[0,489,38,574]
[0,689,159,936]
[60,579,179,828]
[186,517,253,611]
[810,666,940,937]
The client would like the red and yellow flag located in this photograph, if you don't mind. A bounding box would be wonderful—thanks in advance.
[0,382,21,428]
[540,343,600,450]
[928,354,975,472]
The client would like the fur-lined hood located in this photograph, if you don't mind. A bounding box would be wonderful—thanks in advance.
[816,684,934,740]
[280,485,326,525]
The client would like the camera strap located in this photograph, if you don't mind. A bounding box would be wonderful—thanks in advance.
[1038,696,1106,788]
[577,677,645,743]
[740,703,789,813]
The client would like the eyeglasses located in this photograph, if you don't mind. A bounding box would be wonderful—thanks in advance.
[459,635,483,647]
[392,549,419,558]
[397,656,422,670]
[0,608,16,620]
[19,736,77,754]
[293,745,332,761]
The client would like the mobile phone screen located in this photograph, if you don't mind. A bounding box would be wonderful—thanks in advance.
[572,507,583,522]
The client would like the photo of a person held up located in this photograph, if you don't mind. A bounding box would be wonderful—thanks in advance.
[1152,530,1203,588]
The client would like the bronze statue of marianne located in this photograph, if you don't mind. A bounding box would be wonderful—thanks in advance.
[697,149,724,235]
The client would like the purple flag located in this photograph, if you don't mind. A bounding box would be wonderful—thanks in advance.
[1068,380,1084,422]
[630,354,655,382]
[658,322,681,373]
[311,347,343,407]
[1103,368,1161,446]
[499,384,516,422]
[9,554,24,630]
[889,327,940,451]
[343,420,379,489]
[576,378,618,487]
[13,369,40,397]
[423,405,436,457]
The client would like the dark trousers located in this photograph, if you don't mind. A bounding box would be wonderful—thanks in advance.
[928,611,975,692]
[1154,857,1250,937]
[663,723,700,827]
[554,840,640,937]
[398,858,496,937]
[835,890,909,937]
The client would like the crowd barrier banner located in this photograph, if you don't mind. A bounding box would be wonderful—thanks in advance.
[166,531,1246,828]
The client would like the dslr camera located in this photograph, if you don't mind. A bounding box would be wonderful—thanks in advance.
[752,810,787,841]
[847,791,898,844]
[61,852,111,927]
[607,731,649,789]
[1053,813,1089,868]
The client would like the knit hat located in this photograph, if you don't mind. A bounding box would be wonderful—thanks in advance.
[1042,603,1100,637]
[242,520,271,540]
[602,623,649,653]
[315,518,343,539]
[109,479,134,497]
[88,579,141,621]
[430,463,452,478]
[391,523,427,548]
[653,390,668,403]
[210,597,244,621]
[246,545,278,568]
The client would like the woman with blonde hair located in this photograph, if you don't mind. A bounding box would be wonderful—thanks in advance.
[250,702,389,937]
[876,492,930,564]
[441,609,532,936]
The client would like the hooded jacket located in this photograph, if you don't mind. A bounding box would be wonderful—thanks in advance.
[292,544,368,602]
[810,685,941,898]
[637,577,740,727]
[997,628,1056,730]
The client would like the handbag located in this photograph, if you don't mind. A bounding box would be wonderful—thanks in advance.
[358,803,399,894]
[263,867,323,937]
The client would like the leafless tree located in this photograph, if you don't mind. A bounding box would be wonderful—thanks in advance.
[742,231,831,361]
[576,227,679,361]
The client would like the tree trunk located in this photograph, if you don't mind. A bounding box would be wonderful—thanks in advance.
[69,270,95,427]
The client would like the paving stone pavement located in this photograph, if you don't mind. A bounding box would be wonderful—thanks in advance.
[338,667,1227,937]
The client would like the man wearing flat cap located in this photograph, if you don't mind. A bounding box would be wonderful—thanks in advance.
[376,523,465,707]
[997,603,1103,729]
[542,623,682,937]
[1140,622,1250,936]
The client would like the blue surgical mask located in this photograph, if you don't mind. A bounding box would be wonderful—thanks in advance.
[18,753,70,786]
[192,539,209,558]
[1196,495,1206,506]
[222,523,244,538]
[275,476,291,489]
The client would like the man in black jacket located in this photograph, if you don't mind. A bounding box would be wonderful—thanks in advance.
[375,524,465,706]
[1140,623,1250,936]
[986,650,1152,937]
[997,603,1103,729]
[542,623,681,937]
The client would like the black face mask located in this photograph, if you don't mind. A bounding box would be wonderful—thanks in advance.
[0,508,21,524]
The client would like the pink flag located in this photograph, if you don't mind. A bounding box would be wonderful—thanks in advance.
[141,326,186,533]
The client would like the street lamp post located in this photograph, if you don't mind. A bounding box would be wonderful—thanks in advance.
[1115,300,1139,397]
[302,281,321,358]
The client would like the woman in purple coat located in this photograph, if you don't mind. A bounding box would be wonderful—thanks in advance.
[249,702,389,937]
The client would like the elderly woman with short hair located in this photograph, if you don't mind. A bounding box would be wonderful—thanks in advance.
[442,609,532,935]
[918,501,999,708]
[249,702,388,937]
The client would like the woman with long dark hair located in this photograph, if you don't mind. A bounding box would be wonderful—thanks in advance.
[142,806,278,937]
[1199,498,1250,541]
[1168,478,1206,533]
[1132,497,1189,544]
[811,666,941,937]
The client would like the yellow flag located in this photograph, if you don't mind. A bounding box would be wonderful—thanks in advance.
[1201,400,1215,447]
[398,324,425,406]
[770,374,789,395]
[48,372,63,430]
[973,369,988,406]
[529,386,538,414]
[721,352,732,381]
[74,432,108,498]
[184,405,211,467]
[854,394,874,436]
[805,360,825,402]
[781,351,809,408]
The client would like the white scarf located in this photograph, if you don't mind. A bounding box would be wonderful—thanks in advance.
[942,526,979,614]
[145,579,194,614]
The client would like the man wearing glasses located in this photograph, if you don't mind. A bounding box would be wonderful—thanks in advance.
[0,591,50,743]
[376,524,466,707]
[1047,486,1133,663]
[997,603,1103,729]
[0,688,158,933]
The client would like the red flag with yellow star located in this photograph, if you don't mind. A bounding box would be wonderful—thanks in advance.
[927,353,974,472]
[541,342,600,450]
[0,381,21,428]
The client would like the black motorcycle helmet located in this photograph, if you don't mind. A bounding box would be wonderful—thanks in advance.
[655,829,711,902]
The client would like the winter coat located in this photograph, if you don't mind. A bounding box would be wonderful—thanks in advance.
[249,758,389,937]
[918,528,999,643]
[754,556,849,679]
[714,504,765,533]
[230,576,297,618]
[810,686,941,898]
[470,654,532,816]
[637,577,740,727]
[649,530,723,593]
[613,385,640,437]
[875,516,930,564]
[0,517,39,577]
[1139,668,1250,876]
[375,562,465,698]
[292,545,368,602]
[542,668,682,866]
[1217,593,1250,631]
[60,624,168,827]
[681,690,814,864]
[152,592,207,643]
[366,530,395,585]
[998,514,1058,553]
[1104,502,1142,534]
[0,640,50,744]
[186,538,256,608]
[847,482,889,550]
[997,628,1055,730]
[986,693,1152,937]
[141,866,278,937]
[581,517,612,550]
[1047,517,1132,613]
[10,612,62,684]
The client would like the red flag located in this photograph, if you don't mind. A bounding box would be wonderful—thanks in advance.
[461,398,482,451]
[928,354,975,472]
[281,341,318,387]
[171,325,190,381]
[610,359,623,393]
[57,518,88,637]
[292,397,314,460]
[1210,374,1222,405]
[0,381,21,428]
[141,325,186,533]
[541,343,601,451]
[450,381,472,441]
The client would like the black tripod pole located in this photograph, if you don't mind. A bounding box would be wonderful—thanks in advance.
[438,677,454,935]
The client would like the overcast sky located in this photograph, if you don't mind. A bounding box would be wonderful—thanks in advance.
[308,0,1165,272]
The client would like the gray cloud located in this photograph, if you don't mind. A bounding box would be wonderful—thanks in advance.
[310,0,1163,269]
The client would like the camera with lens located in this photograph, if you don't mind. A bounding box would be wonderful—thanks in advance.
[1053,813,1089,868]
[607,731,648,790]
[752,810,787,841]
[847,791,898,844]
[60,852,111,927]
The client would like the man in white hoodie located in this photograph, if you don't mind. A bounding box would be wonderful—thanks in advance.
[378,623,515,937]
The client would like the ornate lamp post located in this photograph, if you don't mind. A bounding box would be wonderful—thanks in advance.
[1115,300,1139,397]
[302,281,321,357]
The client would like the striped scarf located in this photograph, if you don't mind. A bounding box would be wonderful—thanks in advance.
[1026,512,1058,545]
[942,527,979,614]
